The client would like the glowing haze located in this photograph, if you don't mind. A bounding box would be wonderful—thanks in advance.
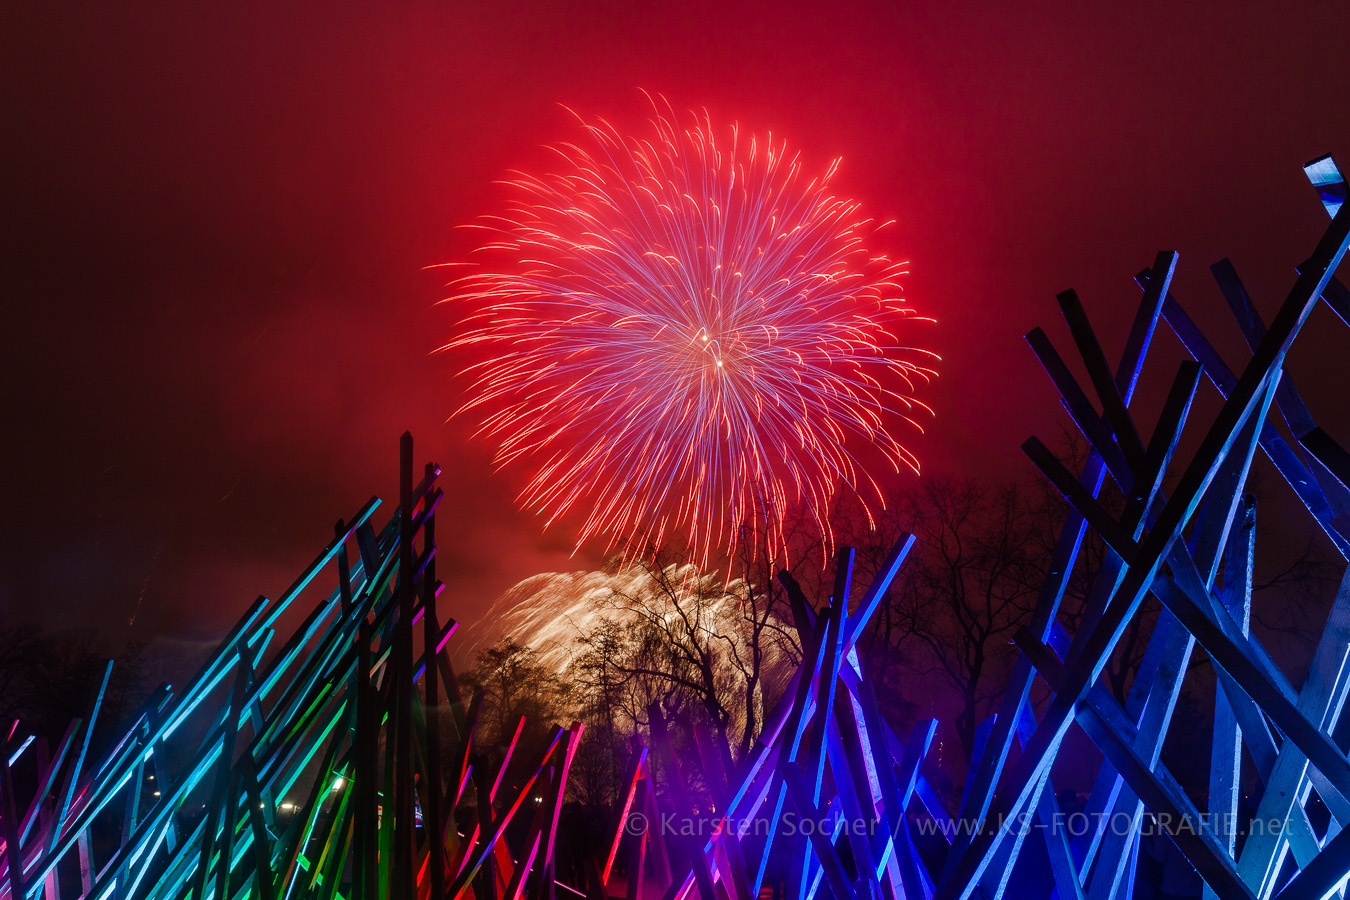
[459,562,798,741]
[443,96,936,562]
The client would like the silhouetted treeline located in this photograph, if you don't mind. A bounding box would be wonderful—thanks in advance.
[467,468,1335,871]
[0,627,205,759]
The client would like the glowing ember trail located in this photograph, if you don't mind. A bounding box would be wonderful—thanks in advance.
[442,95,936,561]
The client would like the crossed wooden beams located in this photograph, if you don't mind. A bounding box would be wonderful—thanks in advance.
[4,156,1350,900]
[625,154,1350,900]
[932,155,1350,900]
[0,434,585,900]
[596,536,950,900]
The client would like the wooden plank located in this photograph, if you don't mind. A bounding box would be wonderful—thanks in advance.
[1203,498,1253,900]
[781,761,858,900]
[1024,327,1133,479]
[1075,704,1256,900]
[1149,271,1350,559]
[1238,561,1350,895]
[940,202,1350,900]
[448,726,565,900]
[1056,289,1151,470]
[1304,153,1346,218]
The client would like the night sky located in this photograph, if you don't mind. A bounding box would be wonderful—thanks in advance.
[5,0,1349,651]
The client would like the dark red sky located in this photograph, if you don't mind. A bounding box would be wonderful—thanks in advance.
[4,0,1349,647]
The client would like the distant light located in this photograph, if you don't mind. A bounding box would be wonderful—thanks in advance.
[332,777,345,792]
[534,796,542,803]
[148,775,155,781]
[259,803,265,809]
[281,802,295,811]
[153,791,161,797]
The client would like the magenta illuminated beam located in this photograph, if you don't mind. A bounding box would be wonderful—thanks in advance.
[453,715,526,881]
[16,721,76,848]
[447,726,566,899]
[602,742,649,882]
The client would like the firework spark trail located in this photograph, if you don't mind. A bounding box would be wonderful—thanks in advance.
[441,95,937,562]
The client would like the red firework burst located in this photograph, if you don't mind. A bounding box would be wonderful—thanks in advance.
[441,96,936,562]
